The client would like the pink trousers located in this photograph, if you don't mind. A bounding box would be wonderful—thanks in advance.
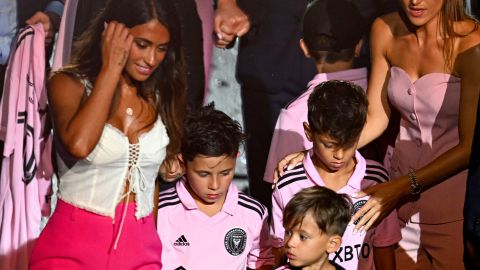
[29,200,162,270]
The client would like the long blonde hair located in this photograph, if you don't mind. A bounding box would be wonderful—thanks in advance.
[439,0,478,69]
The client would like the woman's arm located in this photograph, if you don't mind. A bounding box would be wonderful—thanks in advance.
[352,38,480,232]
[49,22,133,159]
[358,17,392,148]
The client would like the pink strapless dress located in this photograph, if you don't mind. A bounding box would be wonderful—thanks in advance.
[387,66,467,224]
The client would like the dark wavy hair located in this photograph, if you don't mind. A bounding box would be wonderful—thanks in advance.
[181,103,245,162]
[307,80,368,147]
[65,0,187,159]
[284,186,352,236]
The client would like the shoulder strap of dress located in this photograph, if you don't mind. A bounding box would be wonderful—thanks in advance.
[81,78,93,96]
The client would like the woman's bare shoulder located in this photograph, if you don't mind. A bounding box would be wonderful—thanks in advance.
[456,20,480,53]
[371,12,404,55]
[372,12,406,37]
[453,21,480,78]
[48,70,86,94]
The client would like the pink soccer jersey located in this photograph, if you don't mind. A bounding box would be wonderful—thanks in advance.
[271,150,401,270]
[157,179,275,270]
[263,68,368,183]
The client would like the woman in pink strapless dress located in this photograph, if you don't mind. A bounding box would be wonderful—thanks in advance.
[350,0,480,269]
[276,1,479,268]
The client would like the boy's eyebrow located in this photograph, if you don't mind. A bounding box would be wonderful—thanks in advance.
[298,229,311,235]
[193,169,210,174]
[318,137,338,144]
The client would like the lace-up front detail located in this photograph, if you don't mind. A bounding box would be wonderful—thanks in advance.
[119,143,146,200]
[126,144,147,194]
[113,143,148,250]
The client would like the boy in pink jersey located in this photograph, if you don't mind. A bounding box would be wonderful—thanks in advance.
[276,186,351,270]
[271,81,401,270]
[157,103,275,270]
[263,0,369,184]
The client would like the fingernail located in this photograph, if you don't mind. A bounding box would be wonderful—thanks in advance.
[287,165,293,170]
[217,32,223,40]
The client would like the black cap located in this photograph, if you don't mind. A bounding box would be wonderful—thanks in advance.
[303,0,366,52]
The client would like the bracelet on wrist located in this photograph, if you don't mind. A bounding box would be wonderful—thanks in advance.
[408,169,422,195]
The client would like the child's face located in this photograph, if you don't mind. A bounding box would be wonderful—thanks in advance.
[284,212,339,268]
[304,124,358,172]
[185,154,236,207]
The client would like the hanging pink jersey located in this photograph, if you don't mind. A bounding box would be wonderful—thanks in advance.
[0,24,53,270]
[194,0,213,98]
[52,0,78,70]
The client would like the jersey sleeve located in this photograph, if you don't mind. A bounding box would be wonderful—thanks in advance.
[263,106,311,183]
[247,209,275,269]
[270,187,286,248]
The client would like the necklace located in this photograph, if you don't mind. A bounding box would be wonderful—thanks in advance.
[126,107,134,116]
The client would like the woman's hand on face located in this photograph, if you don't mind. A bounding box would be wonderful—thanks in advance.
[273,151,306,183]
[351,177,409,232]
[101,21,134,73]
[159,155,185,182]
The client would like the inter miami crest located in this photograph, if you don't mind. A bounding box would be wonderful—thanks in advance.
[352,200,367,225]
[224,228,247,256]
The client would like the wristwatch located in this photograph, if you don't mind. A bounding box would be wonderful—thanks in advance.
[408,169,422,195]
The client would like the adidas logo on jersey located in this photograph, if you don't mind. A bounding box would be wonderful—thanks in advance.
[174,235,190,246]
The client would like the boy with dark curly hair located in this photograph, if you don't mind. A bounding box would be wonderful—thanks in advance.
[157,103,274,269]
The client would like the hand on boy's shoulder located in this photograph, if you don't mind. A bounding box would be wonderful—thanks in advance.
[273,162,305,190]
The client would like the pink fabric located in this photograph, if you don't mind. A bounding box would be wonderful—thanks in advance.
[271,150,401,270]
[157,179,274,269]
[387,66,467,224]
[395,220,464,270]
[263,68,368,183]
[194,0,213,100]
[29,200,162,270]
[52,0,78,70]
[0,24,53,270]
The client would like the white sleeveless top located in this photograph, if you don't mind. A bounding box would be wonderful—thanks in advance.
[56,76,169,219]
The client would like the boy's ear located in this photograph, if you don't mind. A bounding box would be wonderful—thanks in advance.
[303,122,313,142]
[326,235,342,253]
[300,39,311,58]
[354,39,364,58]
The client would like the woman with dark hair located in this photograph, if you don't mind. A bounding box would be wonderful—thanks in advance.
[29,0,186,268]
[277,0,480,268]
